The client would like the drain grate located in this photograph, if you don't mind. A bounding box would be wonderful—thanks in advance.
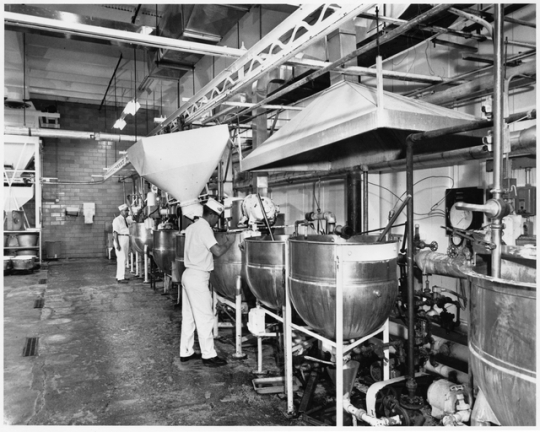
[39,279,47,284]
[34,298,45,308]
[23,337,39,357]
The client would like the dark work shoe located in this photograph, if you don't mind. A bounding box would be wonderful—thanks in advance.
[202,356,227,367]
[180,353,201,363]
[117,279,128,284]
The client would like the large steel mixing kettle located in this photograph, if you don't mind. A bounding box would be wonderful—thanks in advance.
[244,235,289,310]
[152,229,177,275]
[210,231,252,301]
[129,223,153,254]
[467,267,536,426]
[288,235,398,341]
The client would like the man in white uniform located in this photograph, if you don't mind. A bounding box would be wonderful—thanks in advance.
[112,203,131,283]
[180,198,234,367]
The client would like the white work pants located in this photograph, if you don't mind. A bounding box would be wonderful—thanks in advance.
[115,235,130,280]
[180,268,217,359]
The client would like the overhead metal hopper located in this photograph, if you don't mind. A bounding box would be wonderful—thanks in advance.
[127,125,229,219]
[240,80,482,172]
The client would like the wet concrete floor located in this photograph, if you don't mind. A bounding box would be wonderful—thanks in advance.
[3,258,307,426]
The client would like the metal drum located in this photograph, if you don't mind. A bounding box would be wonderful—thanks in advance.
[245,235,288,310]
[210,231,251,301]
[289,235,398,341]
[173,232,186,282]
[17,233,39,247]
[152,229,177,275]
[468,268,536,426]
[129,223,153,254]
[11,256,35,271]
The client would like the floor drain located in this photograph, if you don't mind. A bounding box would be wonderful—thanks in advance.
[23,337,39,357]
[34,298,45,308]
[39,279,47,284]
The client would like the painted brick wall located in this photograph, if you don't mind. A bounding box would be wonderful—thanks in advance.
[33,99,157,258]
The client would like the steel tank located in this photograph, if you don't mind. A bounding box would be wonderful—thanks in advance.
[173,232,186,282]
[129,223,153,254]
[210,231,251,301]
[152,229,177,275]
[288,235,398,341]
[468,268,536,426]
[244,235,288,309]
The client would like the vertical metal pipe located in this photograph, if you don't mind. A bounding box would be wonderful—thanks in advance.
[335,250,344,426]
[491,4,505,278]
[284,240,295,415]
[362,169,369,232]
[346,172,362,233]
[234,275,244,358]
[144,246,149,283]
[257,336,263,374]
[406,138,415,379]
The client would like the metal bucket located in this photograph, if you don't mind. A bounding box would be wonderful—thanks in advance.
[468,268,536,426]
[173,232,186,282]
[16,249,37,256]
[289,235,398,341]
[6,234,19,247]
[129,223,153,254]
[210,231,251,301]
[152,229,177,275]
[245,235,289,310]
[4,210,24,231]
[11,256,35,271]
[17,233,39,247]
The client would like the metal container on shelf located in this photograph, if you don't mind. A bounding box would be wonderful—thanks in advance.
[4,256,13,272]
[244,235,289,310]
[152,229,177,276]
[11,256,35,271]
[17,232,39,247]
[129,223,153,254]
[210,231,251,301]
[173,232,186,282]
[16,249,37,257]
[467,268,536,426]
[4,210,25,231]
[288,235,398,341]
[6,234,19,247]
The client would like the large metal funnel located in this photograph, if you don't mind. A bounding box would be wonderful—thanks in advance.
[127,125,229,219]
[288,235,398,341]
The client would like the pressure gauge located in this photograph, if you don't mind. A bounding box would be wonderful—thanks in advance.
[448,203,474,230]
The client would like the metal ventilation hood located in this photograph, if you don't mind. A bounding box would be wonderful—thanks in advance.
[240,80,482,172]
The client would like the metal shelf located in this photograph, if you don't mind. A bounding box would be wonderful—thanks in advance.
[4,246,39,249]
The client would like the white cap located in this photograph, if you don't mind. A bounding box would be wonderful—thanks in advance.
[205,198,224,216]
[118,204,128,211]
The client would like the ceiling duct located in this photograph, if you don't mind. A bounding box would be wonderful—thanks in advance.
[148,4,251,82]
[240,80,482,172]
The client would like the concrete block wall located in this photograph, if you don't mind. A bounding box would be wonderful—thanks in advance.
[33,99,157,258]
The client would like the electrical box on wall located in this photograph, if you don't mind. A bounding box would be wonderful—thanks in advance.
[516,185,536,216]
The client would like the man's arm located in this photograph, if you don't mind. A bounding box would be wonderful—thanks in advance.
[113,231,121,250]
[209,235,234,257]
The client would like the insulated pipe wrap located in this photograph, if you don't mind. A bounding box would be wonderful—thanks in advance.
[415,251,474,279]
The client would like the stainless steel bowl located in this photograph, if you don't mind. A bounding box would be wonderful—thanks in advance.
[129,223,153,254]
[289,235,398,341]
[152,229,177,275]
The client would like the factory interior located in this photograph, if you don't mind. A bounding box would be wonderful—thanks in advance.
[3,2,537,428]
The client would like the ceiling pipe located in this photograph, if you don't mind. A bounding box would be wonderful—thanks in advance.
[4,125,138,142]
[420,60,536,106]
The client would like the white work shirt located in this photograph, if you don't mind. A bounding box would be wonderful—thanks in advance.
[112,215,130,235]
[184,218,217,272]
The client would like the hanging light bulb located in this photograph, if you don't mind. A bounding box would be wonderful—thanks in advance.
[123,99,140,116]
[113,118,126,130]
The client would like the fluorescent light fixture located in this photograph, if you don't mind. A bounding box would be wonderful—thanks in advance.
[113,118,126,130]
[182,29,221,43]
[123,99,140,116]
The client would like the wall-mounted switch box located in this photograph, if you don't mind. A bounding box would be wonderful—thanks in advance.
[516,185,536,217]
